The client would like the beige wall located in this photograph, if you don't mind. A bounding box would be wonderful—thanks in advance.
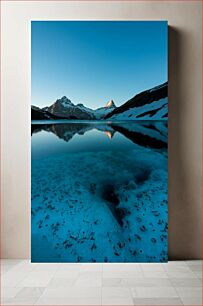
[1,1,202,259]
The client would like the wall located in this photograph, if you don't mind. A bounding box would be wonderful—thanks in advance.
[1,0,202,259]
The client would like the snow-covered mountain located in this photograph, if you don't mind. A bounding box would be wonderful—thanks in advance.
[31,82,168,121]
[40,97,117,120]
[94,100,116,119]
[31,105,63,120]
[105,82,168,120]
[46,96,95,120]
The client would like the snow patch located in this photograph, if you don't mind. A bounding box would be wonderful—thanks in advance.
[109,98,168,121]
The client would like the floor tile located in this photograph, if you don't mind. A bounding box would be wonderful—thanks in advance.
[11,260,35,270]
[194,271,202,279]
[124,277,172,287]
[2,287,23,299]
[79,271,102,278]
[1,259,202,306]
[135,286,178,298]
[186,260,202,266]
[143,271,168,278]
[164,265,192,272]
[1,259,24,266]
[140,263,165,272]
[175,287,202,298]
[167,271,197,278]
[170,278,202,287]
[2,297,39,305]
[167,261,187,266]
[15,287,45,298]
[102,277,172,288]
[41,286,101,298]
[102,297,134,305]
[47,277,76,288]
[33,263,59,271]
[102,278,123,287]
[102,287,132,298]
[1,265,16,274]
[133,297,183,305]
[189,264,202,272]
[17,271,55,287]
[57,263,81,271]
[75,271,102,287]
[35,297,101,305]
[103,270,144,278]
[1,299,10,305]
[103,263,142,272]
[75,276,102,287]
[180,296,202,305]
[54,270,80,278]
[80,263,103,272]
[2,263,37,287]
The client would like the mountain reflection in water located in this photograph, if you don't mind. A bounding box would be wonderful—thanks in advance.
[31,121,168,149]
[31,121,168,263]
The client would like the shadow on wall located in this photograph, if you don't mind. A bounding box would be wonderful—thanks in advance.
[168,26,202,260]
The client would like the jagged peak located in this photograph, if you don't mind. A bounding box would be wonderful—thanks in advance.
[105,100,116,108]
[56,96,73,107]
[31,105,41,110]
[59,96,72,102]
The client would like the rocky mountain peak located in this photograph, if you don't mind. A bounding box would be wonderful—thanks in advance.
[105,100,116,108]
[57,96,73,107]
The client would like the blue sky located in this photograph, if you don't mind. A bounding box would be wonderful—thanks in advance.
[31,21,168,109]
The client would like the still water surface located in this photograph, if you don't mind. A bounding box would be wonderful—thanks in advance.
[31,121,168,262]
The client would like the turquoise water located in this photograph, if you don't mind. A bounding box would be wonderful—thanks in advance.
[31,121,168,262]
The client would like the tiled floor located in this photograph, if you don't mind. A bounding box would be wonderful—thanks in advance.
[1,260,202,305]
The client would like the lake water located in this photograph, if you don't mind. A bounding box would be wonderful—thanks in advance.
[31,121,168,262]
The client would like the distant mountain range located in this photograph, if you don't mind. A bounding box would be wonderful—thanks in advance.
[31,81,168,121]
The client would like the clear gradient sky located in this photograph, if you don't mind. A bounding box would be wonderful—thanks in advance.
[31,21,168,109]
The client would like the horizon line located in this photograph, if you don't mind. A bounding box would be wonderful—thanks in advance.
[32,80,168,109]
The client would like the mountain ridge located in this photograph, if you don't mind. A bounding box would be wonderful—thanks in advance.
[105,82,168,120]
[31,82,168,121]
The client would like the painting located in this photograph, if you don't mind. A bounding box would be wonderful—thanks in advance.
[31,21,168,262]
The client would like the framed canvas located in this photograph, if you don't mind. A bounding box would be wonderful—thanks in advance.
[31,21,168,262]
